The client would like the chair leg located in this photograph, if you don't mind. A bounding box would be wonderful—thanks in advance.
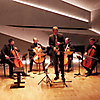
[17,73,21,87]
[3,63,6,77]
[96,66,98,75]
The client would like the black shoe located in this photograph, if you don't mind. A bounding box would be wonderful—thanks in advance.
[85,72,88,74]
[22,72,27,76]
[86,73,90,77]
[28,70,32,72]
[43,69,45,71]
[86,72,91,77]
[9,75,15,80]
[54,76,59,80]
[66,69,70,72]
[62,77,65,82]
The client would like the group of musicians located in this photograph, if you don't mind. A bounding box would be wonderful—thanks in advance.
[0,26,100,81]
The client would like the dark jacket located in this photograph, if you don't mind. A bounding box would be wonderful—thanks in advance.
[1,44,14,59]
[49,33,65,51]
[1,44,19,59]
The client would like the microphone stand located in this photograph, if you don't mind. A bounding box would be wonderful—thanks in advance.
[38,62,52,86]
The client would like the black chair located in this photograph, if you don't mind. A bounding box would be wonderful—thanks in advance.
[13,67,25,87]
[0,58,7,77]
[0,52,9,77]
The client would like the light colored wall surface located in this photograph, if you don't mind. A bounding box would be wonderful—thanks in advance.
[0,0,90,28]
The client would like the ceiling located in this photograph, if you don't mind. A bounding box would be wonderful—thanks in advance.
[0,0,100,37]
[0,0,100,54]
[58,0,100,11]
[21,0,100,11]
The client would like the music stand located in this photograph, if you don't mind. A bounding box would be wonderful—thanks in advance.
[37,56,41,75]
[74,56,85,78]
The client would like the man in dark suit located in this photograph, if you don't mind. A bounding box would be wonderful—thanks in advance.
[49,26,65,82]
[28,37,46,72]
[64,37,75,72]
[1,38,17,79]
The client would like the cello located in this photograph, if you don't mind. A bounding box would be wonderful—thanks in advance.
[11,48,23,68]
[82,40,98,68]
[64,47,73,66]
[33,46,46,64]
[64,47,69,66]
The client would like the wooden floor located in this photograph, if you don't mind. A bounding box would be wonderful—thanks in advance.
[0,61,100,100]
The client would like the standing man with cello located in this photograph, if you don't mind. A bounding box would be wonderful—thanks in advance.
[82,38,100,76]
[1,38,19,79]
[49,26,65,82]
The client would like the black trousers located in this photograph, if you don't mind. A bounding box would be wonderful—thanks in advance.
[30,58,45,71]
[53,52,64,78]
[68,54,73,70]
[2,58,14,77]
[83,60,97,73]
[68,59,72,69]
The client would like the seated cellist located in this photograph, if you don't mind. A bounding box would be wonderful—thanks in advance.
[1,38,27,79]
[64,37,75,72]
[1,38,19,79]
[82,38,100,76]
[28,37,46,72]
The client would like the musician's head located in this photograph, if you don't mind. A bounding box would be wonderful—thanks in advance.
[89,37,96,45]
[52,26,58,35]
[8,38,14,46]
[33,37,38,44]
[65,37,71,44]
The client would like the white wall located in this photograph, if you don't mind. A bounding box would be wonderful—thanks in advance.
[0,25,49,46]
[0,0,90,29]
[91,9,100,31]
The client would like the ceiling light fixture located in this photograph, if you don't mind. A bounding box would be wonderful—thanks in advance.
[13,0,89,22]
[89,28,100,34]
[61,0,89,11]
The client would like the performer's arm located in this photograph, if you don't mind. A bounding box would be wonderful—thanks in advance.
[60,35,65,45]
[49,36,54,49]
[1,45,9,59]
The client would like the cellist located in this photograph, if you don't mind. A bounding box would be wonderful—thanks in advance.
[82,38,100,76]
[64,37,75,72]
[1,38,19,79]
[28,37,46,72]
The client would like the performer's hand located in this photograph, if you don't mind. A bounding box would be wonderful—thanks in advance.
[56,42,60,46]
[14,47,18,50]
[5,55,9,59]
[33,48,36,53]
[92,45,96,49]
[67,47,70,52]
[84,52,87,56]
[37,45,41,48]
[53,47,56,51]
